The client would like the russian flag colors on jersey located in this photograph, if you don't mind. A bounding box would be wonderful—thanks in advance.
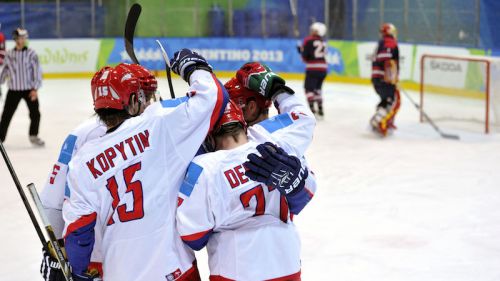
[176,93,317,281]
[62,70,228,281]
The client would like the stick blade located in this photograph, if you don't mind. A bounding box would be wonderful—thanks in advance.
[124,3,142,64]
[155,40,171,68]
[441,133,460,140]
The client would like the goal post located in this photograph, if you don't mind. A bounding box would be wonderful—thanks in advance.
[419,54,500,134]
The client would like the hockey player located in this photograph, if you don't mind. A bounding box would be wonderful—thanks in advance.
[62,49,228,281]
[298,22,328,116]
[39,63,158,281]
[224,77,271,126]
[370,23,401,136]
[176,64,317,281]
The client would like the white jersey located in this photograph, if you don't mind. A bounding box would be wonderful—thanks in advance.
[63,70,228,281]
[247,93,315,153]
[40,118,106,237]
[176,93,317,281]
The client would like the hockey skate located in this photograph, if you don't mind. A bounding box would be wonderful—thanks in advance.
[29,136,45,147]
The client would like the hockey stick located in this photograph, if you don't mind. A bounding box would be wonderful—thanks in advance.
[400,87,460,140]
[155,40,176,99]
[0,142,73,280]
[27,183,73,281]
[289,0,299,37]
[0,142,47,248]
[124,4,165,101]
[124,3,142,65]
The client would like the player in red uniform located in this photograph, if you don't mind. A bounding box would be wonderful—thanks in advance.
[298,22,328,117]
[370,23,401,136]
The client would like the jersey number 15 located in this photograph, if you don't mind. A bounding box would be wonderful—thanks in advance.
[106,162,144,225]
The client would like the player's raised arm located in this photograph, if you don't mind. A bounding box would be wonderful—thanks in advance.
[236,62,316,156]
[163,49,228,162]
[176,161,216,251]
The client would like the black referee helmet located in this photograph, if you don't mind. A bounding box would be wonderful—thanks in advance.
[12,28,28,40]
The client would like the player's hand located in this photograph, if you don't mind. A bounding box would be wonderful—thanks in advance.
[244,142,308,196]
[236,62,294,99]
[40,248,65,281]
[29,89,38,101]
[170,48,212,82]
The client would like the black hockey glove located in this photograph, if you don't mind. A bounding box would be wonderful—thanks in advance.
[170,48,212,82]
[40,248,65,281]
[244,142,308,196]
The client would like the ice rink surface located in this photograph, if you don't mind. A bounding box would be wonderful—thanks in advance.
[0,77,499,281]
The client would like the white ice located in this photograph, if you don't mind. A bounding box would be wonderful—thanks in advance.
[0,78,499,281]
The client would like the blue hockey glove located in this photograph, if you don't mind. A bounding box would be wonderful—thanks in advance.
[170,48,212,82]
[244,142,308,196]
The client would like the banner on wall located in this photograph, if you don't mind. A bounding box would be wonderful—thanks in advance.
[3,37,488,90]
[413,45,471,87]
[101,38,345,75]
[6,39,101,73]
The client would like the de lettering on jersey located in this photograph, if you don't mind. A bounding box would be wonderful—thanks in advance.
[86,130,150,179]
[224,164,249,189]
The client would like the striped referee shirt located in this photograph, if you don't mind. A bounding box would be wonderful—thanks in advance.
[0,47,42,91]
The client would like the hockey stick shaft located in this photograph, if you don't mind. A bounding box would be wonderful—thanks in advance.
[124,3,142,65]
[0,141,48,249]
[28,183,73,281]
[400,88,460,140]
[289,0,299,37]
[155,40,176,99]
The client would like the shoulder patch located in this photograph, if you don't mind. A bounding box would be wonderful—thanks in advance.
[161,96,189,108]
[180,162,204,197]
[65,182,71,198]
[58,134,78,164]
[257,113,293,133]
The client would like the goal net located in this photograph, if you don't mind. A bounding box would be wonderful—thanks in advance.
[419,54,500,133]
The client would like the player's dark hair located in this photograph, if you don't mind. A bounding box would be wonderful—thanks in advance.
[95,108,130,129]
[214,123,245,141]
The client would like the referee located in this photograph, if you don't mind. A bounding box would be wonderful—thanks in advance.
[0,28,44,146]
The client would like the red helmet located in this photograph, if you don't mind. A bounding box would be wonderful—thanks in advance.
[116,63,157,93]
[213,99,247,135]
[380,23,397,37]
[224,77,271,110]
[91,65,141,110]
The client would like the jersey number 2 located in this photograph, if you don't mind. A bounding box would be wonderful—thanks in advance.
[106,162,144,225]
[313,40,326,58]
[240,184,289,223]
